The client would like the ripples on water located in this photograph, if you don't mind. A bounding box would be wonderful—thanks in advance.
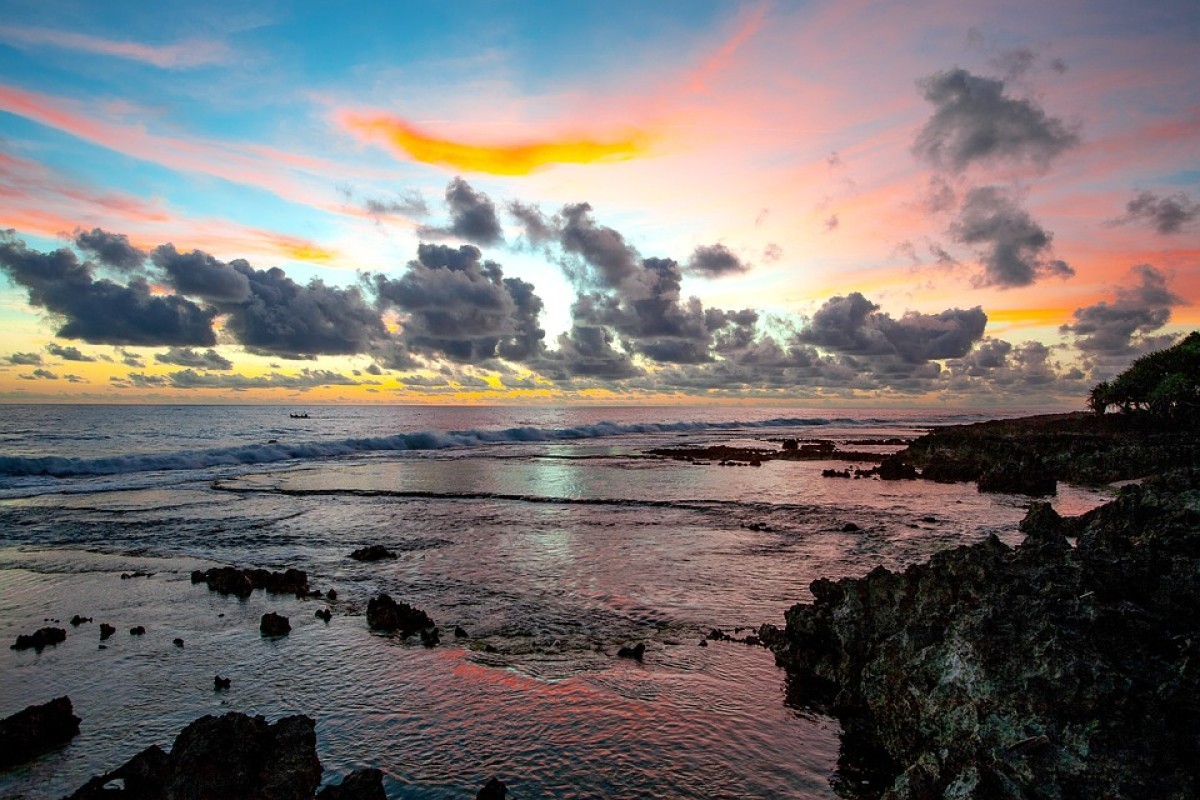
[0,405,1105,798]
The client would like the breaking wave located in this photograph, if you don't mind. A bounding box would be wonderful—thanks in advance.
[0,416,843,479]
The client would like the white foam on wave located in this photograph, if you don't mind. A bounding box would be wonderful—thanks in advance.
[0,417,843,480]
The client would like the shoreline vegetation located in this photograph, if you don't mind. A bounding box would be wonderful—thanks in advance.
[4,336,1198,798]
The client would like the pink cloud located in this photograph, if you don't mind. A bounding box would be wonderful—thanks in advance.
[0,24,230,69]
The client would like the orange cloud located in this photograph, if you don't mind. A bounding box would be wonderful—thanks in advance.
[341,114,654,175]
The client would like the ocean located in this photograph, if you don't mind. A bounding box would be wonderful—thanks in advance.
[0,404,1112,799]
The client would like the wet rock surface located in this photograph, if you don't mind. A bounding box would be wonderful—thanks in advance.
[191,566,310,598]
[366,593,435,639]
[348,545,396,562]
[762,468,1200,799]
[315,768,386,800]
[0,696,81,769]
[67,712,323,800]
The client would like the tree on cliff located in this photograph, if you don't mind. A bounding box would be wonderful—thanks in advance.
[1088,331,1200,418]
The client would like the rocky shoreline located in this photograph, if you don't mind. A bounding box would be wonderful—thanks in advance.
[901,411,1200,486]
[760,466,1200,798]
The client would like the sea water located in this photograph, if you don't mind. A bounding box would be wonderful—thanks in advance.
[0,405,1111,799]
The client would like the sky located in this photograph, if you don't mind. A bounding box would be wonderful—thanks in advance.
[0,0,1197,405]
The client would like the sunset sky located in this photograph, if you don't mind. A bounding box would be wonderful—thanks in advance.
[0,0,1196,404]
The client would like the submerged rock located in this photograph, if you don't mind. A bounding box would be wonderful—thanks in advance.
[11,626,66,652]
[476,777,507,800]
[316,768,386,800]
[315,608,332,622]
[213,675,231,691]
[366,593,434,639]
[191,566,309,598]
[763,468,1200,799]
[0,696,80,768]
[260,613,291,637]
[99,623,115,641]
[348,545,396,562]
[69,615,92,627]
[67,712,321,800]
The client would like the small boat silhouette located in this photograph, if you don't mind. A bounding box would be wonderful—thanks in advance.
[289,413,310,419]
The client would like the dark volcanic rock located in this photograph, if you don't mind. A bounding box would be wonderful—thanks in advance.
[69,615,92,626]
[762,469,1200,799]
[213,675,231,691]
[11,626,66,652]
[349,544,397,562]
[191,566,309,598]
[366,593,434,638]
[875,454,918,480]
[477,777,507,800]
[67,712,321,800]
[315,608,332,622]
[0,696,80,768]
[976,455,1057,496]
[129,626,146,636]
[260,613,291,637]
[317,768,387,800]
[99,623,115,641]
[903,411,1200,485]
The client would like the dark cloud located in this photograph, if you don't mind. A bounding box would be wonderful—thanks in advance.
[64,374,86,383]
[418,178,503,245]
[23,368,58,380]
[797,292,987,363]
[117,349,145,368]
[914,68,1080,173]
[6,352,43,365]
[685,244,749,278]
[0,231,218,347]
[155,347,233,370]
[557,202,640,290]
[1113,190,1200,235]
[990,47,1036,81]
[364,191,429,219]
[762,243,783,263]
[365,363,383,376]
[949,186,1074,287]
[46,343,96,362]
[824,214,839,232]
[373,243,545,363]
[74,228,146,272]
[544,324,639,379]
[507,201,556,244]
[224,263,384,359]
[151,244,252,303]
[944,339,1073,392]
[1060,264,1187,356]
[114,369,367,391]
[152,242,385,358]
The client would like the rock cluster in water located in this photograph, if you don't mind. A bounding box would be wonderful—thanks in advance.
[66,712,382,800]
[191,566,310,598]
[761,469,1200,798]
[348,544,396,562]
[11,626,66,652]
[366,593,435,640]
[0,696,80,768]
